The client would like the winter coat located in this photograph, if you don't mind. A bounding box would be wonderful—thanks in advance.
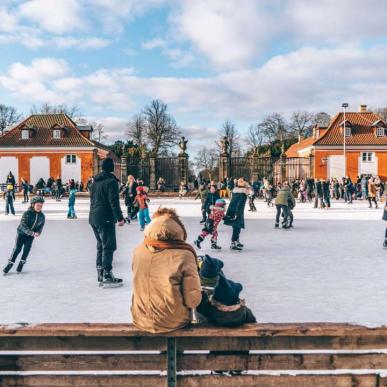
[368,181,377,198]
[68,189,76,206]
[133,193,149,210]
[197,293,256,327]
[131,214,202,333]
[383,203,387,221]
[123,182,138,206]
[275,187,295,207]
[204,191,220,213]
[195,187,209,204]
[224,187,248,229]
[314,181,323,197]
[89,171,124,227]
[6,174,15,186]
[322,181,330,197]
[18,208,45,237]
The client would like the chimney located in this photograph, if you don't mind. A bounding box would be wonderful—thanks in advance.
[359,104,367,113]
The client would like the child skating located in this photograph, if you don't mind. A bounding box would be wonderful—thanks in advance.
[3,196,45,275]
[133,186,151,231]
[195,198,226,250]
[67,186,77,219]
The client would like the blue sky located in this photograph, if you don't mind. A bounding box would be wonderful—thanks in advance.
[1,0,387,146]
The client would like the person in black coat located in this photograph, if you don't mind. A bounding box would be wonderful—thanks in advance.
[224,178,249,251]
[122,175,138,222]
[3,196,45,274]
[89,158,125,287]
[314,180,324,208]
[322,179,331,208]
[204,185,220,214]
[55,176,62,201]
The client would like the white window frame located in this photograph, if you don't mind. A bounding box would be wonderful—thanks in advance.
[21,130,29,140]
[345,126,351,137]
[376,127,385,137]
[53,129,61,139]
[361,152,373,162]
[65,154,77,164]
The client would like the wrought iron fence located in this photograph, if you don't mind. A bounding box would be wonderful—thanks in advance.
[127,158,150,186]
[156,157,181,191]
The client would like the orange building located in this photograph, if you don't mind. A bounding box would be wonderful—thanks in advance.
[286,105,387,181]
[0,113,119,186]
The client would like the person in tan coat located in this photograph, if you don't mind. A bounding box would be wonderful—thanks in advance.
[131,208,202,333]
[368,177,378,209]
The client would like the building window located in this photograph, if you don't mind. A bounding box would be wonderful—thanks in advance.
[21,130,29,139]
[66,154,77,164]
[376,127,385,137]
[362,152,373,162]
[345,126,351,137]
[53,129,61,139]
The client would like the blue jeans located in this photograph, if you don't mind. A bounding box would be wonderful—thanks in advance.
[138,208,151,228]
[67,204,75,218]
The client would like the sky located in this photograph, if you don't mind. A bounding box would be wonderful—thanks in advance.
[1,0,387,147]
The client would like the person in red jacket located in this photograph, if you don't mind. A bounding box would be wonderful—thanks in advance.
[133,186,151,231]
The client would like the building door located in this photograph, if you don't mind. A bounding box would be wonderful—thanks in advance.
[0,156,18,184]
[359,152,377,176]
[61,155,81,183]
[327,155,345,179]
[30,157,50,185]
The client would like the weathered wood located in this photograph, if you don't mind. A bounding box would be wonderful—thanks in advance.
[0,374,165,387]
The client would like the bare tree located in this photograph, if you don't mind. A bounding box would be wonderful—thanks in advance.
[289,111,315,138]
[0,104,22,135]
[126,113,146,148]
[30,103,82,119]
[372,107,387,122]
[258,113,288,143]
[246,124,266,148]
[217,119,240,156]
[143,99,181,156]
[313,112,331,127]
[194,147,218,179]
[91,122,108,143]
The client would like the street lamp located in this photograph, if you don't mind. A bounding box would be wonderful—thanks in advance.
[341,103,349,177]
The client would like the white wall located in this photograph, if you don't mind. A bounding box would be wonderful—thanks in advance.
[30,157,50,185]
[61,156,81,183]
[0,157,18,184]
[328,155,345,179]
[359,154,378,176]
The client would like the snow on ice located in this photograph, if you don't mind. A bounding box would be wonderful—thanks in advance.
[0,197,385,326]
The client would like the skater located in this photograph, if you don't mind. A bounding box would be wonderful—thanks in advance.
[204,185,220,220]
[368,177,379,209]
[248,186,257,212]
[178,180,188,199]
[89,157,125,287]
[195,183,209,224]
[3,196,45,275]
[21,178,30,203]
[322,179,331,208]
[131,207,202,333]
[224,178,249,251]
[383,198,387,248]
[4,185,15,215]
[195,198,226,250]
[275,181,295,229]
[122,175,138,222]
[133,186,151,231]
[55,176,63,201]
[67,186,77,219]
[314,179,324,208]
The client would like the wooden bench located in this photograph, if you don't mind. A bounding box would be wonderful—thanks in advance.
[2,323,387,386]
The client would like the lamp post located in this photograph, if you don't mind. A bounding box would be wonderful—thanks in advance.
[341,103,349,178]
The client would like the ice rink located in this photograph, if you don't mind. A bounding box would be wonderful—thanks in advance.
[0,196,385,326]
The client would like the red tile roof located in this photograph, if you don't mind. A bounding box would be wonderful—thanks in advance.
[285,128,328,157]
[315,112,387,146]
[0,114,99,148]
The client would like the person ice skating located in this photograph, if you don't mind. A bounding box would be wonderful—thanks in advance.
[179,181,188,199]
[3,196,45,275]
[275,181,295,229]
[131,208,202,333]
[195,198,226,250]
[122,175,138,222]
[67,186,77,219]
[248,186,257,212]
[55,176,63,201]
[4,184,15,216]
[204,185,220,221]
[133,186,151,231]
[89,157,125,287]
[21,178,30,203]
[224,178,249,251]
[368,177,379,209]
[314,179,324,208]
[195,183,209,224]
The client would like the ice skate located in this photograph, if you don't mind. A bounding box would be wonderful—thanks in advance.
[97,266,104,283]
[3,261,13,275]
[384,239,387,249]
[200,218,206,224]
[101,271,123,288]
[194,236,203,249]
[211,240,221,250]
[16,260,26,273]
[230,242,242,251]
[236,240,244,248]
[275,223,279,228]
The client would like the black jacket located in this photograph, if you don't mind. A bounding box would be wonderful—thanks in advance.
[18,208,45,237]
[224,187,248,229]
[204,191,220,213]
[314,181,323,197]
[89,171,124,227]
[123,182,138,206]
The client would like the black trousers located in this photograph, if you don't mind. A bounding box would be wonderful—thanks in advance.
[231,226,241,242]
[275,204,288,224]
[5,198,15,215]
[368,197,377,207]
[10,234,34,263]
[385,227,387,238]
[91,223,117,272]
[23,191,29,202]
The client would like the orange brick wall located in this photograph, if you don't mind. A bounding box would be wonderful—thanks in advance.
[0,151,96,184]
[315,150,387,181]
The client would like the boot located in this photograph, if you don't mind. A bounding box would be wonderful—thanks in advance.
[101,271,123,288]
[194,236,203,249]
[384,238,387,249]
[230,242,242,251]
[3,261,13,275]
[275,223,279,228]
[97,266,104,283]
[200,218,206,224]
[16,260,26,273]
[211,239,221,250]
[236,240,244,248]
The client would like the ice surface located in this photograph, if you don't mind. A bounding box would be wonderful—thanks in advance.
[0,197,385,325]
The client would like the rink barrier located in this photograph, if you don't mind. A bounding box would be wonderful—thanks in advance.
[2,323,387,386]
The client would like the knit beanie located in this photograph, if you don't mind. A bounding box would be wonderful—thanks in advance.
[200,254,224,279]
[213,273,243,306]
[102,158,114,173]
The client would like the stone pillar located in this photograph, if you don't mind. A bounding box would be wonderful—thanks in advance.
[218,136,230,181]
[280,152,287,183]
[149,155,156,190]
[179,153,189,186]
[120,154,128,183]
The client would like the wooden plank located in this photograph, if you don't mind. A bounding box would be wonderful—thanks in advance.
[177,374,377,387]
[0,336,166,351]
[0,354,165,371]
[0,375,165,387]
[2,323,387,338]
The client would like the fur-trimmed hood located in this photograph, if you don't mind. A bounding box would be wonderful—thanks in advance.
[232,187,249,195]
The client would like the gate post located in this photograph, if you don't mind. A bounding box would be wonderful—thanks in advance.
[120,145,128,183]
[178,137,189,186]
[149,155,157,190]
[280,148,287,183]
[218,136,230,181]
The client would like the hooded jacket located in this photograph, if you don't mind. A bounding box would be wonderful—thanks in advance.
[131,214,202,333]
[275,186,295,207]
[224,187,249,229]
[18,208,45,237]
[89,171,124,227]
